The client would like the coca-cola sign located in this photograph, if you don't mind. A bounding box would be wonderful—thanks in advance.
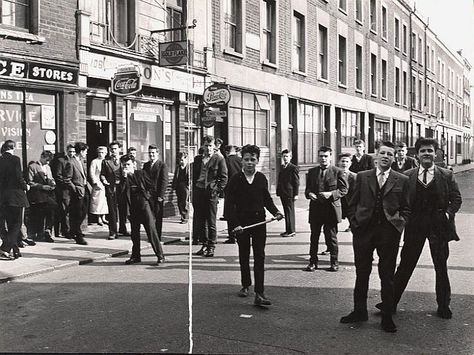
[203,84,231,105]
[111,67,142,96]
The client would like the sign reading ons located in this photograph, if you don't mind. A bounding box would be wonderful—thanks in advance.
[203,84,231,105]
[111,66,142,96]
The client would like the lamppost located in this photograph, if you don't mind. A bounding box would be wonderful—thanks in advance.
[427,110,446,147]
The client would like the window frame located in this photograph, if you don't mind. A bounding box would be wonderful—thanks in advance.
[355,44,363,92]
[338,34,347,87]
[292,11,306,73]
[381,58,387,99]
[394,17,400,50]
[370,53,377,97]
[223,0,244,55]
[370,0,377,33]
[262,0,277,65]
[355,0,363,24]
[318,24,328,81]
[381,5,387,40]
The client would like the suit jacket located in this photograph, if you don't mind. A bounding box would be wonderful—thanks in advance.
[26,161,56,205]
[122,170,153,211]
[51,153,72,199]
[143,159,168,201]
[349,154,375,174]
[191,153,228,197]
[69,156,90,199]
[404,166,461,241]
[0,152,29,208]
[391,156,418,173]
[225,154,242,181]
[305,165,347,223]
[276,162,300,198]
[348,169,410,234]
[171,164,190,190]
[100,156,122,192]
[341,170,357,218]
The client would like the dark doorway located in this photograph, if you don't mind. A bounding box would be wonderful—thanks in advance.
[86,120,111,169]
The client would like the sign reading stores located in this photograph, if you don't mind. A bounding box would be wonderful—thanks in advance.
[0,57,78,84]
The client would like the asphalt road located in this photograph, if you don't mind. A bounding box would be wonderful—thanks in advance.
[0,170,473,354]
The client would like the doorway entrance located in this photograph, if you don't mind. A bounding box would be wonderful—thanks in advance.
[86,120,111,168]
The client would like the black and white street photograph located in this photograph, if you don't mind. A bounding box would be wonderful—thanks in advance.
[0,0,473,353]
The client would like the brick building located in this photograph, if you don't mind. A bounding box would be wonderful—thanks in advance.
[0,0,80,169]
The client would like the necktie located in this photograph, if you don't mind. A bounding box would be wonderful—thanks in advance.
[378,172,384,188]
[320,167,325,179]
[423,169,428,184]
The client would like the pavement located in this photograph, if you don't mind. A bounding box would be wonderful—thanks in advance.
[1,162,473,284]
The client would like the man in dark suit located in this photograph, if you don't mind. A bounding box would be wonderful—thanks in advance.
[192,136,228,257]
[69,142,90,245]
[391,142,418,172]
[391,137,462,319]
[51,144,75,239]
[276,149,299,237]
[350,139,375,174]
[304,146,347,272]
[127,146,142,170]
[0,140,30,260]
[142,144,168,242]
[26,151,56,243]
[172,151,190,224]
[338,153,357,232]
[100,141,122,239]
[340,141,410,333]
[121,154,165,265]
[223,145,242,244]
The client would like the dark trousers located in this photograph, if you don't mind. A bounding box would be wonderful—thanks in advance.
[30,202,55,239]
[237,224,267,294]
[105,188,118,234]
[394,231,451,309]
[0,206,22,253]
[129,199,163,259]
[353,221,400,314]
[151,199,164,241]
[175,183,189,220]
[280,197,295,234]
[192,187,218,246]
[54,190,70,237]
[118,190,128,234]
[309,220,338,264]
[70,192,89,237]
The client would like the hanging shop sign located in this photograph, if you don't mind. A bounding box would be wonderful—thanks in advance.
[203,83,231,106]
[159,41,188,67]
[111,65,142,96]
[0,56,78,84]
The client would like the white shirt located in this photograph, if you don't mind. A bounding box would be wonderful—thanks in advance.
[376,167,391,187]
[243,170,257,184]
[418,165,435,185]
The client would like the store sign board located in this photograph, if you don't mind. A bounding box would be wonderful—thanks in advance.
[111,66,142,96]
[0,56,78,84]
[203,84,231,105]
[201,109,216,128]
[85,52,205,95]
[159,41,188,67]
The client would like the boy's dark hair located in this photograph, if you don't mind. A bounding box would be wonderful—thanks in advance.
[202,135,215,144]
[215,138,223,146]
[318,146,332,154]
[241,144,260,160]
[415,137,439,153]
[120,153,135,164]
[41,151,54,160]
[177,151,188,159]
[148,144,158,151]
[127,146,137,152]
[378,141,396,150]
[1,140,15,153]
[74,142,88,152]
[281,149,291,155]
[353,139,365,146]
[338,152,352,160]
[396,141,408,149]
[66,144,75,151]
[109,140,122,148]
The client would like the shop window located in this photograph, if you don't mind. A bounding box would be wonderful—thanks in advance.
[297,102,323,164]
[341,110,360,148]
[166,0,184,42]
[262,0,276,64]
[223,0,243,53]
[375,120,390,143]
[228,90,269,147]
[87,0,135,46]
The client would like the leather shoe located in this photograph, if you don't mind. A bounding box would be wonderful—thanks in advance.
[125,257,141,265]
[381,315,397,333]
[18,241,25,248]
[156,256,165,265]
[303,263,317,272]
[75,236,88,245]
[375,302,397,314]
[23,238,36,246]
[280,232,287,237]
[194,246,206,256]
[107,234,117,240]
[340,310,369,323]
[238,287,249,297]
[0,252,14,260]
[205,247,215,257]
[283,232,296,237]
[254,293,271,306]
[13,250,22,259]
[437,307,452,319]
[329,265,339,272]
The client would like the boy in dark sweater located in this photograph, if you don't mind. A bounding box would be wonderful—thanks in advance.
[227,144,284,307]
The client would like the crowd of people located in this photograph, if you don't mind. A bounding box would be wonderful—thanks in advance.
[0,136,462,333]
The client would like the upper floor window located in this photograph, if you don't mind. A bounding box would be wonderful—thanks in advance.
[0,0,29,29]
[355,44,363,91]
[411,32,417,60]
[371,53,377,96]
[394,18,400,49]
[418,36,423,63]
[293,11,305,72]
[318,24,328,80]
[262,0,276,64]
[224,0,243,53]
[355,0,362,23]
[338,0,347,13]
[381,5,387,39]
[370,0,377,32]
[402,24,407,54]
[381,59,387,99]
[395,67,400,104]
[166,0,184,42]
[338,35,347,86]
